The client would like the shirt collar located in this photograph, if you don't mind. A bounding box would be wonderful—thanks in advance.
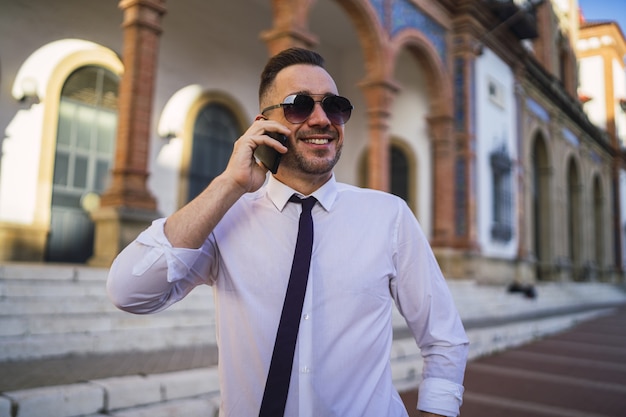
[266,174,337,212]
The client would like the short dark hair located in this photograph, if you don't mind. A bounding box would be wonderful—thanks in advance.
[259,47,325,104]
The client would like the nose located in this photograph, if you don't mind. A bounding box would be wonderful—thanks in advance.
[306,101,331,127]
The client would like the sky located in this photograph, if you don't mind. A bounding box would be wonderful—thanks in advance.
[578,0,626,34]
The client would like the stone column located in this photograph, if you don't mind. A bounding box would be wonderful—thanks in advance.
[513,75,535,284]
[89,0,166,267]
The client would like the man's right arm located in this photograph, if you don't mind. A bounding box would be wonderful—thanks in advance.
[106,120,290,312]
[164,120,289,248]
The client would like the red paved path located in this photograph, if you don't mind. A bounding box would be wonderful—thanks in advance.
[401,306,626,417]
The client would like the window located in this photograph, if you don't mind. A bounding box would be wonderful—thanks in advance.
[487,76,505,108]
[390,145,409,202]
[455,156,467,237]
[490,145,513,242]
[48,65,118,262]
[188,102,241,201]
[358,142,414,212]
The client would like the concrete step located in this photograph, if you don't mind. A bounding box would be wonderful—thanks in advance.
[449,280,626,321]
[0,297,118,315]
[0,263,216,361]
[0,309,213,337]
[0,368,221,417]
[0,325,215,361]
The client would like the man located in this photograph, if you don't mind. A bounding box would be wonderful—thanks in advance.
[107,47,468,417]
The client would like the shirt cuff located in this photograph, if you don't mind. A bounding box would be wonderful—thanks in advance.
[133,218,203,283]
[417,377,464,417]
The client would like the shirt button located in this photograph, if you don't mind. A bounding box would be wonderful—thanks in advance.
[300,366,311,374]
[303,314,310,320]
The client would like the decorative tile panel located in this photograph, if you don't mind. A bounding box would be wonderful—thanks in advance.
[526,98,550,122]
[369,0,447,62]
[455,156,467,237]
[454,58,465,132]
[562,127,580,147]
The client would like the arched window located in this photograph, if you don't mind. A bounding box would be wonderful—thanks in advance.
[188,102,241,201]
[593,175,604,274]
[490,144,513,242]
[532,135,551,280]
[359,143,413,207]
[567,158,582,280]
[390,145,409,202]
[47,66,118,262]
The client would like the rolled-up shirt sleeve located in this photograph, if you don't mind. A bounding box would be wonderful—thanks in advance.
[107,218,214,314]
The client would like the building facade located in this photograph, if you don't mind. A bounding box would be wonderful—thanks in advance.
[0,0,623,283]
[577,16,626,277]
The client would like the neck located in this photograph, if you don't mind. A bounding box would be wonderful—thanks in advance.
[273,171,332,196]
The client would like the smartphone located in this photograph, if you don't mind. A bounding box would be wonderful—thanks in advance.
[254,131,287,174]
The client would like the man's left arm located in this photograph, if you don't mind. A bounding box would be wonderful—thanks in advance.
[390,200,469,417]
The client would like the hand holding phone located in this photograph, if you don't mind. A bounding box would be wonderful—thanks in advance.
[254,131,287,174]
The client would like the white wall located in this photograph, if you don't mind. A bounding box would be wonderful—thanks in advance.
[612,58,626,146]
[0,0,123,224]
[474,48,518,259]
[0,105,44,223]
[579,56,607,129]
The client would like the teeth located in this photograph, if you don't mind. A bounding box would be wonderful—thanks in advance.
[304,139,329,145]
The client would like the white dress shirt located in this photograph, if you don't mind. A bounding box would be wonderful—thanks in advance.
[107,174,469,417]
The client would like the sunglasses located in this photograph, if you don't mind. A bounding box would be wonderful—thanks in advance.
[261,94,353,125]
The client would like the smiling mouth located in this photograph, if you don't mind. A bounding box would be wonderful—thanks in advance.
[303,138,331,145]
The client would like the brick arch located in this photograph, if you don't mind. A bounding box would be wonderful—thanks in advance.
[262,0,388,70]
[316,0,395,191]
[330,0,389,81]
[528,125,553,165]
[565,154,583,279]
[529,130,553,280]
[261,0,394,190]
[389,29,452,118]
[386,29,455,240]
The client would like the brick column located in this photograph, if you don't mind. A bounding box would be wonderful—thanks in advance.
[428,114,455,247]
[260,0,318,55]
[359,78,398,191]
[89,0,166,267]
[449,32,479,252]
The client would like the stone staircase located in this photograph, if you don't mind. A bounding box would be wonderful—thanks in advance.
[1,262,625,417]
[0,263,215,362]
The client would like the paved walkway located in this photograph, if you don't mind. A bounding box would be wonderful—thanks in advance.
[401,305,626,417]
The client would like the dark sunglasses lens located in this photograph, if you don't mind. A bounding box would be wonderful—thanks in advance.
[283,95,315,123]
[322,96,352,124]
[283,94,353,124]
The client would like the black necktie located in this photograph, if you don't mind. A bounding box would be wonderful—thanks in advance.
[259,195,316,417]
